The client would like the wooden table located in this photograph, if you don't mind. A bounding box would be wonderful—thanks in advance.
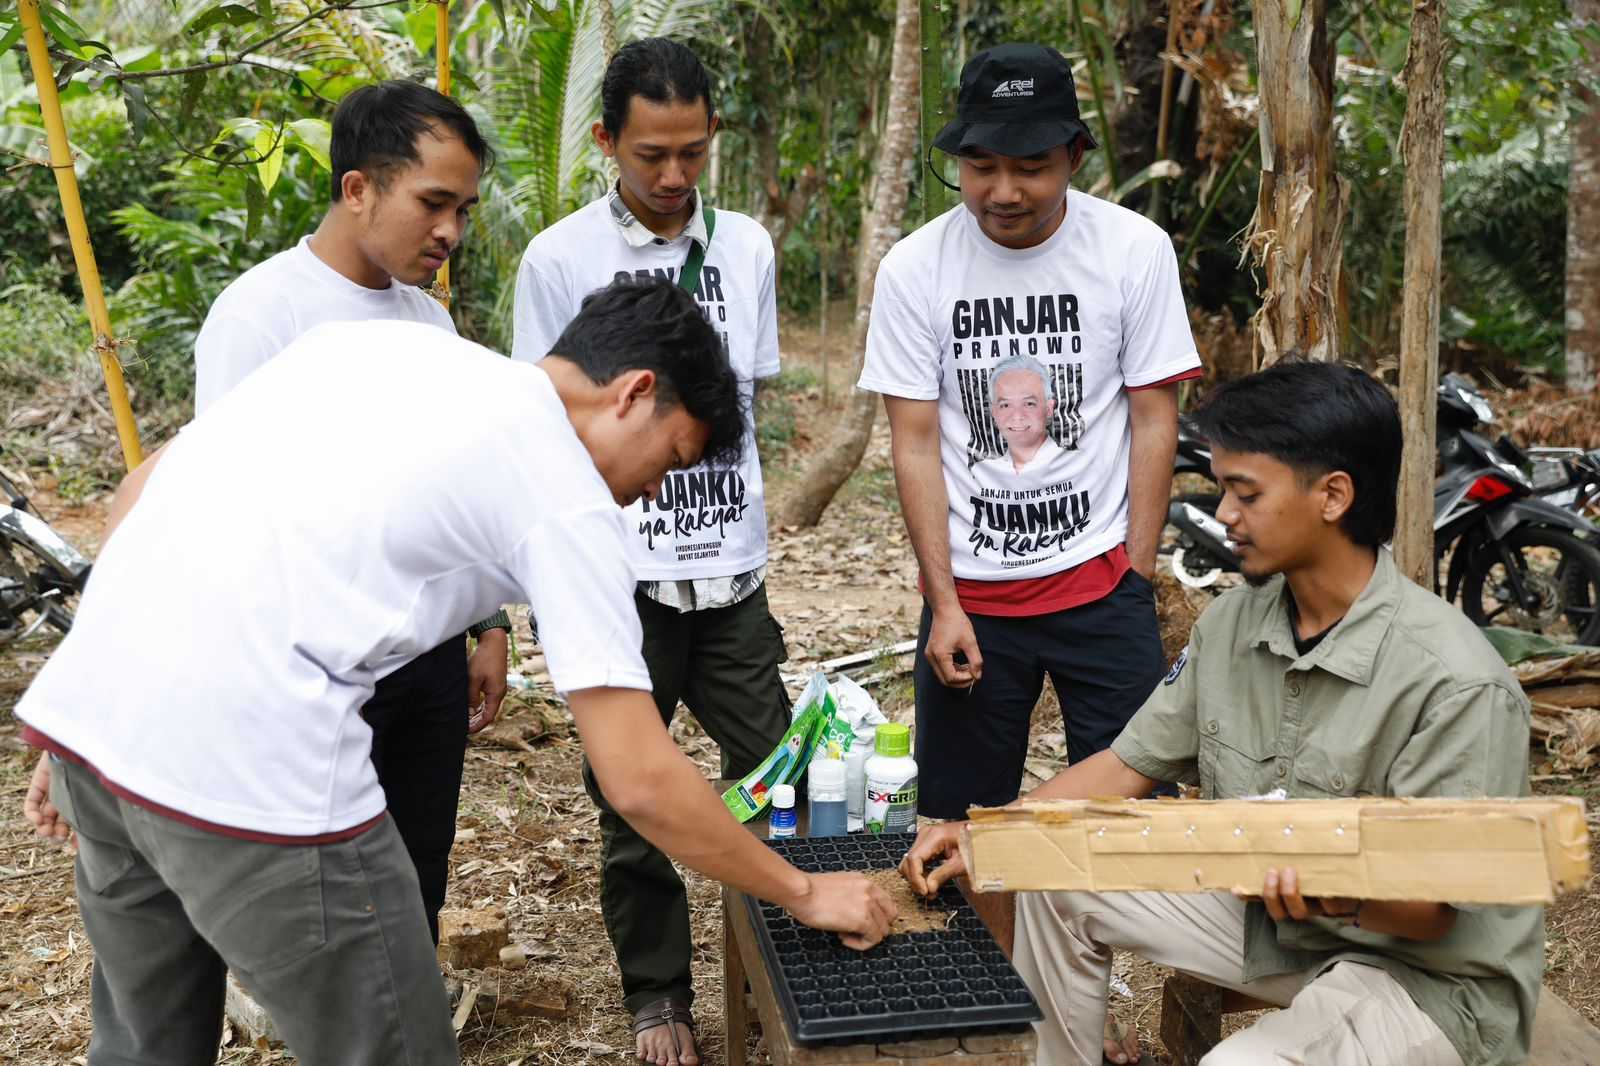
[716,783,1034,1065]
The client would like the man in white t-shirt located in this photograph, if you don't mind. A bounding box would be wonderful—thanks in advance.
[860,33,1203,871]
[189,80,506,945]
[20,279,895,1066]
[511,39,786,1066]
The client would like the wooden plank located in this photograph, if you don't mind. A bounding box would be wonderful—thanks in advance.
[724,886,876,1065]
[878,1037,959,1056]
[1531,983,1600,1065]
[960,797,1590,904]
[724,893,750,1066]
[959,1030,1037,1054]
[1159,974,1221,1066]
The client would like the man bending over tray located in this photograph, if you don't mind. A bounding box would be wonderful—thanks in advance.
[901,358,1541,1066]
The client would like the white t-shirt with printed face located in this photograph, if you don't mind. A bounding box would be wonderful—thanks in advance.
[511,196,779,581]
[859,192,1200,581]
[193,236,457,413]
[18,321,649,837]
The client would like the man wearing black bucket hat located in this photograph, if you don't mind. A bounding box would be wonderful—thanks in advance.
[861,32,1200,987]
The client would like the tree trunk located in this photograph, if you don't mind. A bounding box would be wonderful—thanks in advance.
[747,16,822,284]
[1247,0,1344,365]
[1393,0,1447,589]
[1568,0,1600,392]
[774,0,922,528]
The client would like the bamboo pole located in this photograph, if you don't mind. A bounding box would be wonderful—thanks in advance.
[19,0,142,470]
[1393,0,1447,587]
[433,0,452,309]
[919,0,949,224]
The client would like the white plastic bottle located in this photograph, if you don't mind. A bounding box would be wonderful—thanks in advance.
[807,758,849,837]
[864,723,917,834]
[845,722,878,832]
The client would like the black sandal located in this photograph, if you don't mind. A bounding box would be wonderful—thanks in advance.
[632,996,697,1063]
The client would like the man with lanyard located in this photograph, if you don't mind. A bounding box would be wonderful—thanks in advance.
[195,79,508,944]
[512,38,787,1066]
[901,360,1542,1066]
[859,42,1199,860]
[21,280,898,1066]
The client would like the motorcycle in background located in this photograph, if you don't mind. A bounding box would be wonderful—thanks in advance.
[1434,375,1600,644]
[1166,416,1236,589]
[0,449,91,643]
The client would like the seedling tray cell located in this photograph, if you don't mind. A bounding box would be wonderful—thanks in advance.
[744,834,1042,1043]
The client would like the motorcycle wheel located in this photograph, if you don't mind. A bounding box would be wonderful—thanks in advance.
[1170,546,1222,588]
[1458,526,1600,646]
[0,533,79,643]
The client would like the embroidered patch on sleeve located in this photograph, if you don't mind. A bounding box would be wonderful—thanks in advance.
[1163,647,1189,686]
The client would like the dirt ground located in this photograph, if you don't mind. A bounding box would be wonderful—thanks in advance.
[2,316,1598,1064]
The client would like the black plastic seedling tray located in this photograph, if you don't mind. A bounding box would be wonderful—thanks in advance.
[744,834,1042,1043]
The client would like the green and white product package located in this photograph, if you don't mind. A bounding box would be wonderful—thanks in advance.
[722,672,852,823]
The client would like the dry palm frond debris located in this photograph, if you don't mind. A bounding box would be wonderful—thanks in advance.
[1516,651,1600,772]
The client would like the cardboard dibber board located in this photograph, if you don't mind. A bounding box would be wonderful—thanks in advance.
[959,797,1591,904]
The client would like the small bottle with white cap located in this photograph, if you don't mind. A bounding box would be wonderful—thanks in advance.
[768,783,798,839]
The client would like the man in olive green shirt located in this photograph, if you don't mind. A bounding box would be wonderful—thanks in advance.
[901,360,1541,1066]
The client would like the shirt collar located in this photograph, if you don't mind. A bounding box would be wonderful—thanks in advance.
[606,182,709,250]
[1247,548,1401,685]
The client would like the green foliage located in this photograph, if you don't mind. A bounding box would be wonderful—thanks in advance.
[110,149,324,401]
[0,274,91,392]
[1335,0,1577,371]
[754,364,819,458]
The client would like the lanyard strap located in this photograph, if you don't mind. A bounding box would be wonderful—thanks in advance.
[678,205,716,294]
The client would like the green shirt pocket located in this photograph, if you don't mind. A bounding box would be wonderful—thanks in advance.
[1197,716,1278,799]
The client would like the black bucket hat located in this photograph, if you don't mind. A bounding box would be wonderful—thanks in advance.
[932,43,1099,158]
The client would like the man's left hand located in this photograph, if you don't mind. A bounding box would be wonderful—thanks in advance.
[1247,866,1360,923]
[467,628,509,734]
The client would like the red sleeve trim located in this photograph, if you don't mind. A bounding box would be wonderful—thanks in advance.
[1127,367,1203,391]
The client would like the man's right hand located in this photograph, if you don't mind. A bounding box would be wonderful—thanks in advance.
[786,871,898,950]
[925,606,983,688]
[22,752,71,846]
[899,822,967,897]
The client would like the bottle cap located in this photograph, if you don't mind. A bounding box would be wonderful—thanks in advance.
[771,784,796,808]
[875,722,911,758]
[809,758,846,791]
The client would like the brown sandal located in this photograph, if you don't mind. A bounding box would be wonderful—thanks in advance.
[632,996,697,1063]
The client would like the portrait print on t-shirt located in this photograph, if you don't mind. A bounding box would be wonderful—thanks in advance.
[956,319,1093,568]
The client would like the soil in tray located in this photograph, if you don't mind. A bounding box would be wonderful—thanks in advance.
[864,868,957,935]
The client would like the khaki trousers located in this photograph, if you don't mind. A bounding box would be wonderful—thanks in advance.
[1012,889,1463,1066]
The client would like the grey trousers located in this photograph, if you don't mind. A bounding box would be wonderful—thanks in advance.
[1013,889,1463,1066]
[50,757,459,1066]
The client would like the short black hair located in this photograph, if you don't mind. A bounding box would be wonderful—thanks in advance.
[329,79,494,202]
[601,37,714,138]
[1188,359,1401,547]
[550,276,744,468]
